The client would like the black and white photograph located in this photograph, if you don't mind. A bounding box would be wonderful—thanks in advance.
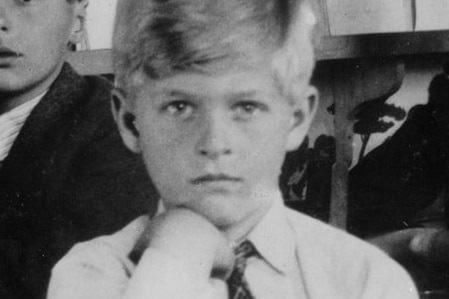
[1,0,449,298]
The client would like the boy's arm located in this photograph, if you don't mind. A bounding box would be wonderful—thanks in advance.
[48,210,234,299]
[353,233,420,299]
[47,216,148,299]
[368,228,449,262]
[370,263,419,299]
[123,209,234,299]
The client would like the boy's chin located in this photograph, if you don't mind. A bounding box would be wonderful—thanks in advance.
[162,187,275,227]
[187,194,273,236]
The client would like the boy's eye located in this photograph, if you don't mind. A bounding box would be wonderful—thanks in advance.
[233,101,267,116]
[163,101,194,117]
[16,0,34,5]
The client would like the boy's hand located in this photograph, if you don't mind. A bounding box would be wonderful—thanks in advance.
[144,208,235,280]
[122,209,235,299]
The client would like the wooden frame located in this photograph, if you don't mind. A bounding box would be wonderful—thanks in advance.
[68,30,449,75]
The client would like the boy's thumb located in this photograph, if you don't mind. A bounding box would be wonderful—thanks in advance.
[211,238,235,280]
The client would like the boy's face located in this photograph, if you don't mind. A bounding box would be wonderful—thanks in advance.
[116,63,317,239]
[0,0,84,109]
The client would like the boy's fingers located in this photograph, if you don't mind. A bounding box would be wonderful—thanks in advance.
[211,237,235,280]
[145,208,233,279]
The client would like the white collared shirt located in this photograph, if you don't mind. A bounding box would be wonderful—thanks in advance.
[0,93,45,162]
[48,193,418,299]
[243,195,305,298]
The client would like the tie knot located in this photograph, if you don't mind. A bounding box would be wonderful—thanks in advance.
[234,240,258,261]
[227,240,257,299]
[232,240,258,275]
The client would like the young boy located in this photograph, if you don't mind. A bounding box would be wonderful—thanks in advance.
[0,0,157,298]
[48,0,419,298]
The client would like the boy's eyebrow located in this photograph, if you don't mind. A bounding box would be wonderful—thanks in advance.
[161,90,195,98]
[158,89,259,101]
[230,91,256,98]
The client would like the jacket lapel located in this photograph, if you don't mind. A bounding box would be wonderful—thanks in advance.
[0,63,89,218]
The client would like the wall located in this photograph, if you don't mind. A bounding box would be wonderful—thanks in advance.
[326,0,449,35]
[85,0,117,50]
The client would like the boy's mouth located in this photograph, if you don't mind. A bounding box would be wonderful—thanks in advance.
[190,174,242,186]
[0,47,23,59]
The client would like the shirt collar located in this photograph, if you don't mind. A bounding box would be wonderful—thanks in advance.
[247,192,296,275]
[0,91,46,161]
[156,192,296,274]
[0,90,46,118]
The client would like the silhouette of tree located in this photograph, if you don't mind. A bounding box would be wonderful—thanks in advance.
[280,134,336,222]
[353,93,406,162]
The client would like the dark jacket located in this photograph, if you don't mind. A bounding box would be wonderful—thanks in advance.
[0,63,158,299]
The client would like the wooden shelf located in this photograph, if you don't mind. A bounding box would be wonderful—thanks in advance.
[67,49,112,75]
[68,30,449,75]
[317,30,449,60]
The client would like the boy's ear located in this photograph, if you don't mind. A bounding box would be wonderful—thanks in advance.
[285,85,319,152]
[68,0,88,46]
[111,89,142,154]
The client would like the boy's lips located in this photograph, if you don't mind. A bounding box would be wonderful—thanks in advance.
[0,47,23,62]
[190,174,242,186]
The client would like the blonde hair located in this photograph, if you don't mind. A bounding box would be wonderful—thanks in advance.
[113,0,316,101]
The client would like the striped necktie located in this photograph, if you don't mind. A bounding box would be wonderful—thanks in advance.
[227,240,258,299]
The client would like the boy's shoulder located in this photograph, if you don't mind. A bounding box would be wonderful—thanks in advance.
[285,207,396,266]
[45,62,113,120]
[285,207,381,252]
[285,208,418,298]
[23,62,120,147]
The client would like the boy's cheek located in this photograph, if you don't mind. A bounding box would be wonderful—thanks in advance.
[0,67,37,93]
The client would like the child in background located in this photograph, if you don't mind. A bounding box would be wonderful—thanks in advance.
[48,0,418,298]
[0,0,157,298]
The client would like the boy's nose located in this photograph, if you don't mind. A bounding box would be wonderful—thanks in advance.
[195,112,233,160]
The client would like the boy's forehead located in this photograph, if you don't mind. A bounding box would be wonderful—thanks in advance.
[132,65,289,105]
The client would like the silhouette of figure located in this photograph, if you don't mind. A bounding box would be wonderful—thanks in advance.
[280,135,335,222]
[353,94,406,162]
[428,62,449,127]
[348,62,449,237]
[347,62,449,292]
